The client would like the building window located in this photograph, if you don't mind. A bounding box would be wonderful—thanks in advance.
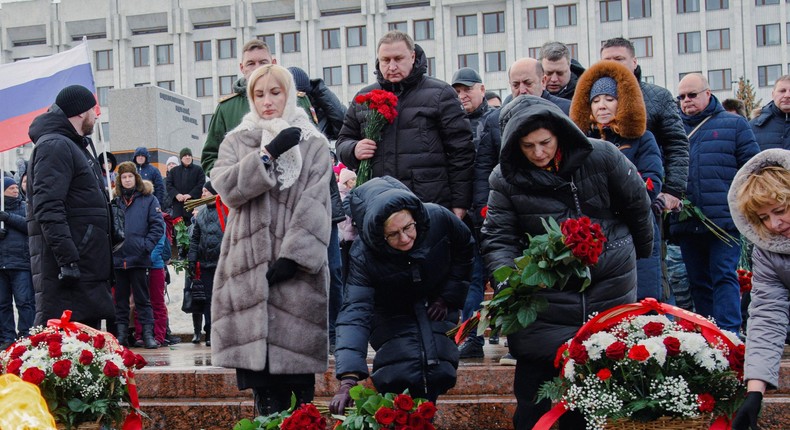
[677,0,700,12]
[133,46,149,67]
[629,0,651,18]
[157,81,175,91]
[322,28,340,50]
[282,32,300,53]
[219,75,235,95]
[323,66,341,86]
[202,114,213,134]
[485,51,506,72]
[527,7,549,29]
[555,4,577,27]
[258,34,276,54]
[758,64,782,86]
[347,26,366,47]
[134,83,149,88]
[483,12,505,34]
[427,57,436,77]
[195,41,211,61]
[156,44,173,64]
[678,31,702,53]
[100,123,110,141]
[708,69,732,90]
[757,24,781,46]
[642,75,655,84]
[196,77,212,97]
[457,15,477,36]
[388,21,407,32]
[756,0,780,4]
[630,36,653,57]
[707,28,730,50]
[528,47,541,59]
[348,64,368,84]
[414,19,434,40]
[458,53,480,72]
[97,86,111,106]
[218,38,236,59]
[95,50,112,70]
[600,1,623,22]
[706,0,728,9]
[567,43,579,60]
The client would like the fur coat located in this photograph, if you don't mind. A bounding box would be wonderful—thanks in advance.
[210,77,333,374]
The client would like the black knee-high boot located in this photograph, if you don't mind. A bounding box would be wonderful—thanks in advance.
[253,387,288,416]
[192,313,202,344]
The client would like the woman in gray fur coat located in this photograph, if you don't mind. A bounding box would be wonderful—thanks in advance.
[729,148,790,430]
[210,64,333,415]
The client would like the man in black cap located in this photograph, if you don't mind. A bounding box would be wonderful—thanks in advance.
[26,84,115,328]
[451,67,501,358]
[165,147,205,225]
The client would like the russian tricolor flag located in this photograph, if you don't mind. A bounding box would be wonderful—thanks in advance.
[0,42,97,152]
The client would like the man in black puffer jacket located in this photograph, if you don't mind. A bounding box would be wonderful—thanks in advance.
[329,176,473,414]
[601,38,690,211]
[336,31,474,218]
[483,96,653,430]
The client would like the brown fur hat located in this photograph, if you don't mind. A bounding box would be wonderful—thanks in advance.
[115,161,144,195]
[571,60,646,139]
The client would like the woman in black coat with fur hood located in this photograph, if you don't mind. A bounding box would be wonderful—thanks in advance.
[482,96,653,429]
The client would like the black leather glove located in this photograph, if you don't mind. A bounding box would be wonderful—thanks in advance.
[264,127,301,159]
[427,297,448,321]
[58,262,81,283]
[266,258,298,285]
[651,194,666,217]
[329,378,358,415]
[732,391,763,430]
[0,211,8,222]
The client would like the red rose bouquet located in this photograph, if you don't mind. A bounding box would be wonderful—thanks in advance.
[353,89,398,185]
[234,396,327,430]
[536,299,746,430]
[449,216,606,341]
[0,311,146,429]
[332,387,436,430]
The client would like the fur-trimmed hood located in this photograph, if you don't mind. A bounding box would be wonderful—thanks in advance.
[571,60,646,139]
[728,149,790,255]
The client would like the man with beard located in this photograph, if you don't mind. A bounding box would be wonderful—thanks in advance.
[27,85,115,328]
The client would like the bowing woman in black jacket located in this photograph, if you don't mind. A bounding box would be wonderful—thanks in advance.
[482,96,653,430]
[329,177,474,415]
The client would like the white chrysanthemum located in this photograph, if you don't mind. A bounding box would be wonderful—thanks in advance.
[583,332,618,360]
[693,346,729,371]
[640,337,667,366]
[564,359,576,380]
[674,332,708,355]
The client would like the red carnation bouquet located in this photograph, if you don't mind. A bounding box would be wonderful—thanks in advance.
[353,89,398,185]
[449,216,607,342]
[333,387,436,430]
[0,311,146,429]
[234,396,327,430]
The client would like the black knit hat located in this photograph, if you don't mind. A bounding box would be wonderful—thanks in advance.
[288,67,311,93]
[55,85,97,117]
[179,147,193,158]
[204,181,217,195]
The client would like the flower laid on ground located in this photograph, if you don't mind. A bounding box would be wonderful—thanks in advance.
[0,311,146,429]
[333,386,436,430]
[353,89,398,185]
[234,395,327,430]
[448,216,606,341]
[537,303,746,430]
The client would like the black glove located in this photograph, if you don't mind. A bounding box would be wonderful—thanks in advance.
[266,258,298,285]
[264,127,302,159]
[329,378,358,415]
[427,297,448,321]
[188,262,197,277]
[0,211,8,222]
[651,194,666,217]
[58,262,81,283]
[732,391,763,430]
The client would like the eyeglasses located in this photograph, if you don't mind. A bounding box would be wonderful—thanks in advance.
[384,221,417,243]
[676,88,708,101]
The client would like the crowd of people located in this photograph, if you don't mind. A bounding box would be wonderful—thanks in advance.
[1,30,788,429]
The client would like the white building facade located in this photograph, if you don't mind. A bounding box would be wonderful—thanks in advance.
[0,0,787,159]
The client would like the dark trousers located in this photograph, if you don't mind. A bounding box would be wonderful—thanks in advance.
[0,270,35,343]
[114,268,154,326]
[514,358,586,430]
[192,267,215,333]
[327,223,343,345]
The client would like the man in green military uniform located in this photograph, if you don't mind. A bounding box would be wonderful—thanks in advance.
[201,39,276,175]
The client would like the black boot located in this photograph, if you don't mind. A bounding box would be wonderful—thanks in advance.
[142,324,159,349]
[192,314,202,344]
[116,324,129,347]
[253,387,287,416]
[205,329,210,347]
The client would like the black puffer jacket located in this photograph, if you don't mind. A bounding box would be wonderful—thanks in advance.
[308,78,347,140]
[187,202,224,269]
[27,105,115,325]
[334,177,473,397]
[751,101,790,151]
[166,162,205,222]
[113,183,164,269]
[468,102,500,228]
[336,45,475,210]
[0,196,30,270]
[635,66,690,198]
[482,96,653,362]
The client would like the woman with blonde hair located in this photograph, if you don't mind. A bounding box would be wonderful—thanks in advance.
[729,148,790,430]
[210,64,332,414]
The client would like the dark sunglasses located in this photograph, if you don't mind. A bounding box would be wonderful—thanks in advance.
[676,89,708,101]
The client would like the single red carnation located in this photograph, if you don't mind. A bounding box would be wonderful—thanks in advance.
[355,94,367,104]
[408,413,426,427]
[605,341,627,360]
[103,361,120,378]
[93,335,106,349]
[76,332,91,343]
[22,367,46,385]
[697,393,715,413]
[135,353,148,369]
[394,393,415,411]
[628,345,650,361]
[53,359,72,378]
[122,348,137,367]
[6,358,23,375]
[568,341,589,364]
[10,344,27,359]
[663,337,681,356]
[79,349,94,365]
[677,319,697,332]
[394,409,409,424]
[554,343,569,368]
[48,342,62,358]
[46,332,63,344]
[29,332,47,347]
[596,368,612,380]
[643,321,665,337]
[375,407,396,425]
[417,402,437,420]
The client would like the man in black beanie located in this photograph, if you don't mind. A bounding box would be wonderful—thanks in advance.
[26,85,115,328]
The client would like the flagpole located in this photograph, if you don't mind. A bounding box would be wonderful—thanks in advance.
[96,119,113,200]
[1,151,5,229]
